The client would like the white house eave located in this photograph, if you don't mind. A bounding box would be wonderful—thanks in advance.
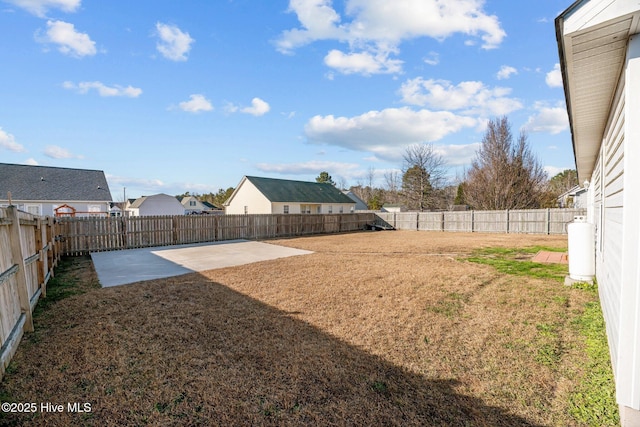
[556,0,640,183]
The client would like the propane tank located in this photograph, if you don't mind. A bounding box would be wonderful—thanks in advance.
[567,216,595,281]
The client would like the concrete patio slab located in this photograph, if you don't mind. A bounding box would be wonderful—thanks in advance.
[90,240,313,287]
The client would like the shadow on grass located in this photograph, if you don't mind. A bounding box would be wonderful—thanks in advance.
[1,270,543,426]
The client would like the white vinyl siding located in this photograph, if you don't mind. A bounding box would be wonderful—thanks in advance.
[596,76,625,373]
[225,180,272,214]
[617,36,640,409]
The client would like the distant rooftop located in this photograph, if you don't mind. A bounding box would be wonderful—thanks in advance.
[0,163,112,201]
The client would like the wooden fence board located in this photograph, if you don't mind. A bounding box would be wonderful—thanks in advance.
[55,213,376,255]
[0,207,59,381]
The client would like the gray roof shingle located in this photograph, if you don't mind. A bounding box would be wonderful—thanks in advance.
[0,163,112,202]
[245,176,355,204]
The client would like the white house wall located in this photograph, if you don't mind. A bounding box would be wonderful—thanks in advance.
[271,202,353,214]
[226,180,272,214]
[595,72,625,376]
[592,35,640,412]
[617,34,640,410]
[0,201,109,217]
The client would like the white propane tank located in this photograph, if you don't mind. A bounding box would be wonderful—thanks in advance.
[567,216,595,281]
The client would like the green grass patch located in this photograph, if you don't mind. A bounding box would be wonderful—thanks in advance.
[569,296,619,426]
[466,246,568,282]
[427,292,468,318]
[32,256,99,316]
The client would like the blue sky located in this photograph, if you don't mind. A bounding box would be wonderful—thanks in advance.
[1,0,574,200]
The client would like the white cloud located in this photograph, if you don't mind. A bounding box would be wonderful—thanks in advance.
[496,65,517,80]
[304,107,477,161]
[25,158,39,165]
[0,127,26,152]
[241,98,271,116]
[275,0,346,54]
[255,160,360,175]
[36,20,96,57]
[43,145,83,159]
[524,102,569,135]
[399,77,523,117]
[155,22,194,61]
[546,63,563,88]
[178,94,213,113]
[275,0,505,74]
[107,174,165,189]
[423,51,439,66]
[324,49,402,75]
[544,165,572,178]
[433,142,482,166]
[63,81,142,97]
[5,0,80,17]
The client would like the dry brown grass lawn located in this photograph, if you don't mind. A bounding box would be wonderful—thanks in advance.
[0,231,603,426]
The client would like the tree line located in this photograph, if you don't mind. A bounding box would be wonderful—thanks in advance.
[321,116,578,211]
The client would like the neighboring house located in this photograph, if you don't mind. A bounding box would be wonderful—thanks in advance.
[109,202,124,217]
[556,185,588,209]
[127,193,185,216]
[224,176,356,214]
[178,195,209,214]
[343,190,369,210]
[0,163,112,217]
[202,201,224,214]
[109,200,136,217]
[557,2,640,424]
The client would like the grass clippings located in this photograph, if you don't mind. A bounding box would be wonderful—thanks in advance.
[0,231,618,426]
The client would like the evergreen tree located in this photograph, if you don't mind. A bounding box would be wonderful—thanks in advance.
[315,171,336,186]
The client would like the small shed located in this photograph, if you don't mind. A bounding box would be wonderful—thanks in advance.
[127,194,186,216]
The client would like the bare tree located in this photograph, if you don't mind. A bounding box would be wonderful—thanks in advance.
[464,117,548,210]
[336,176,348,191]
[401,143,447,211]
[383,170,401,204]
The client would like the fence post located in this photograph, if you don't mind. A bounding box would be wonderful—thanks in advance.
[36,217,47,298]
[7,206,34,333]
[172,216,179,245]
[506,209,510,234]
[546,208,551,235]
[46,217,56,277]
[471,210,475,232]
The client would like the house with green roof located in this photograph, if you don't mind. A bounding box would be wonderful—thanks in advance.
[224,176,356,215]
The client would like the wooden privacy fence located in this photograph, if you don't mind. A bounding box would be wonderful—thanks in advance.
[0,206,60,381]
[55,213,376,255]
[375,208,586,234]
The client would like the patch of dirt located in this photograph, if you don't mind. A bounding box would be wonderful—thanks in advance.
[0,231,597,426]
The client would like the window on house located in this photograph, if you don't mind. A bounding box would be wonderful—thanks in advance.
[328,205,333,214]
[88,205,101,217]
[190,200,196,206]
[339,206,344,213]
[284,205,289,214]
[26,204,41,215]
[244,206,248,214]
[316,206,321,214]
